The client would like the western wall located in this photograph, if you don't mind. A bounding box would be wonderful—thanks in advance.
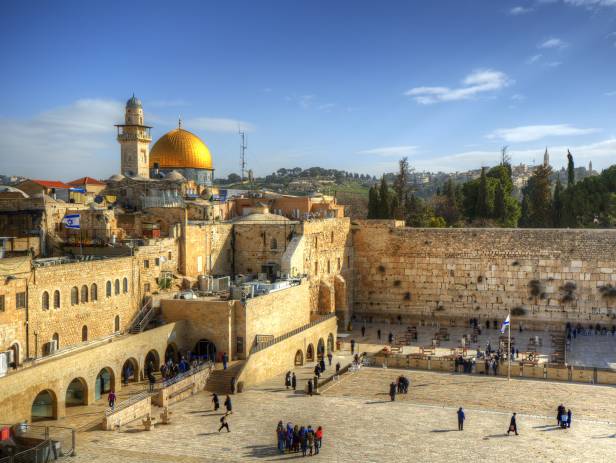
[352,220,616,328]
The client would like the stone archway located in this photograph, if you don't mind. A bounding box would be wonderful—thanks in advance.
[95,367,115,401]
[9,342,20,369]
[317,338,325,360]
[165,343,178,363]
[306,344,315,362]
[194,339,217,362]
[294,349,304,366]
[31,389,57,421]
[65,377,88,407]
[121,358,139,385]
[144,349,160,375]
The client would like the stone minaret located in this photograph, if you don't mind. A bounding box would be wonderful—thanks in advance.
[543,147,550,167]
[116,95,152,178]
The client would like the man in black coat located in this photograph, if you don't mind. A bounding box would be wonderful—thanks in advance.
[507,413,518,435]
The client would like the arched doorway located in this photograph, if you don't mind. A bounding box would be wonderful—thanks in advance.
[144,350,160,374]
[65,378,88,407]
[327,333,335,353]
[95,367,115,401]
[31,390,57,421]
[294,350,304,366]
[306,344,315,362]
[165,344,178,363]
[9,342,19,369]
[317,338,325,360]
[121,358,138,385]
[194,339,217,361]
[81,325,88,342]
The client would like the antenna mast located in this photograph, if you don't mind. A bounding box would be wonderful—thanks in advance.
[239,128,247,182]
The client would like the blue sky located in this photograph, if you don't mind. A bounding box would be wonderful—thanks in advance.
[1,0,615,180]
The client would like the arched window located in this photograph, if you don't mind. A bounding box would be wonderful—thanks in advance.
[114,279,120,295]
[81,325,88,342]
[106,281,112,297]
[123,277,128,293]
[331,231,334,243]
[41,291,49,311]
[114,315,120,332]
[52,332,59,348]
[270,238,278,250]
[90,283,98,301]
[71,287,79,305]
[81,285,88,303]
[53,290,60,309]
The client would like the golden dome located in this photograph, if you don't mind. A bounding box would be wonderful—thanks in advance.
[149,128,213,170]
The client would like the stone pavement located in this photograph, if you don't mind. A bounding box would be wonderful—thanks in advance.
[66,366,616,462]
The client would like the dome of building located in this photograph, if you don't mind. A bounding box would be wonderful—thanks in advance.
[149,128,213,170]
[126,94,142,108]
[165,170,186,181]
[107,174,125,182]
[232,212,294,224]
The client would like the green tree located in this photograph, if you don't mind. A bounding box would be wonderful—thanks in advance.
[367,185,380,219]
[475,167,490,218]
[567,150,575,187]
[494,182,506,222]
[521,164,553,227]
[378,175,392,219]
[392,157,411,219]
[552,178,564,227]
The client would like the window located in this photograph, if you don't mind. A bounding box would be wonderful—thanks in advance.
[347,255,351,267]
[270,238,278,250]
[114,315,120,332]
[331,231,334,243]
[42,291,49,310]
[53,290,60,309]
[16,292,27,309]
[327,260,331,274]
[106,281,112,297]
[71,287,79,305]
[337,257,341,271]
[168,251,172,260]
[314,261,318,274]
[0,295,5,312]
[155,258,160,266]
[144,283,151,293]
[114,279,120,295]
[52,332,59,348]
[123,277,128,293]
[144,260,150,269]
[81,285,88,303]
[82,325,88,342]
[90,284,98,301]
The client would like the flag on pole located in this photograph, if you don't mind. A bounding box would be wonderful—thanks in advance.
[62,214,81,229]
[500,314,510,334]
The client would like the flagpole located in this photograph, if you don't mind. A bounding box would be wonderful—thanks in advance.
[508,308,511,381]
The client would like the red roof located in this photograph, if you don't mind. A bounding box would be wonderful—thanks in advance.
[27,180,71,189]
[68,176,105,186]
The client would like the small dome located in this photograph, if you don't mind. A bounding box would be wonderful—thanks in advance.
[232,212,293,224]
[165,170,186,181]
[126,94,142,108]
[107,174,125,182]
[150,128,213,170]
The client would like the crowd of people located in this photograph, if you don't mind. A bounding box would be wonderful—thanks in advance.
[557,403,573,429]
[276,421,323,456]
[388,374,410,400]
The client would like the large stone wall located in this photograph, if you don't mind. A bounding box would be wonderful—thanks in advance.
[182,222,233,277]
[352,221,616,326]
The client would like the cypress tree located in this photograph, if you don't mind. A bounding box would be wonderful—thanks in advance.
[378,175,391,219]
[524,164,553,227]
[475,167,489,218]
[552,178,564,227]
[367,186,380,219]
[494,182,506,223]
[567,150,575,187]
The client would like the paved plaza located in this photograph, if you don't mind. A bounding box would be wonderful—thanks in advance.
[63,363,616,463]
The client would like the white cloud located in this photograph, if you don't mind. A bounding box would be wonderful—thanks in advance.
[605,90,616,96]
[487,124,600,142]
[510,6,534,14]
[357,146,418,157]
[317,103,336,111]
[546,61,563,67]
[0,99,124,180]
[526,54,543,64]
[405,69,512,104]
[511,94,526,101]
[187,117,255,133]
[285,94,315,109]
[538,38,568,49]
[564,0,616,7]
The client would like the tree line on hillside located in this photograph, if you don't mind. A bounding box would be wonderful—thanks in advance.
[368,153,616,228]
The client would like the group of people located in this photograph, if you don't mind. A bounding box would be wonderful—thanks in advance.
[567,322,616,339]
[210,393,233,432]
[276,421,323,456]
[159,357,195,381]
[557,404,573,429]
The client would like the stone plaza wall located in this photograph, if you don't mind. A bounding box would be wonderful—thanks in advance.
[102,395,151,430]
[182,222,233,277]
[352,221,616,326]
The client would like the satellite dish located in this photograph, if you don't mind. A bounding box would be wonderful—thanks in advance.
[94,195,104,204]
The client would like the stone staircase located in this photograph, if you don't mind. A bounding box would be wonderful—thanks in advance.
[205,362,245,393]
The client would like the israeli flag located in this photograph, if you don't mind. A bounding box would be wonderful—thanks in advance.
[62,214,81,229]
[500,314,510,334]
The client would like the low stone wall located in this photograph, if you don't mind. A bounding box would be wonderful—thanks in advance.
[102,395,151,431]
[370,353,616,386]
[153,366,211,408]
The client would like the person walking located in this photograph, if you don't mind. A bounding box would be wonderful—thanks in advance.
[285,371,291,389]
[222,352,228,370]
[315,426,323,454]
[350,339,355,354]
[327,351,333,366]
[361,325,366,337]
[388,332,394,343]
[389,381,397,402]
[230,376,236,394]
[335,362,341,380]
[291,372,297,391]
[557,404,565,426]
[319,358,326,373]
[300,426,308,456]
[507,413,518,435]
[307,379,313,396]
[218,413,230,432]
[457,407,465,431]
[108,390,116,411]
[211,393,220,411]
[224,395,233,414]
[307,425,315,456]
[567,409,572,428]
[276,421,286,454]
[286,423,294,452]
[148,372,156,392]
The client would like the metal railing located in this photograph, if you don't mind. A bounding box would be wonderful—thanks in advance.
[0,423,75,461]
[161,361,212,388]
[128,297,154,334]
[250,314,336,354]
[104,390,151,417]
